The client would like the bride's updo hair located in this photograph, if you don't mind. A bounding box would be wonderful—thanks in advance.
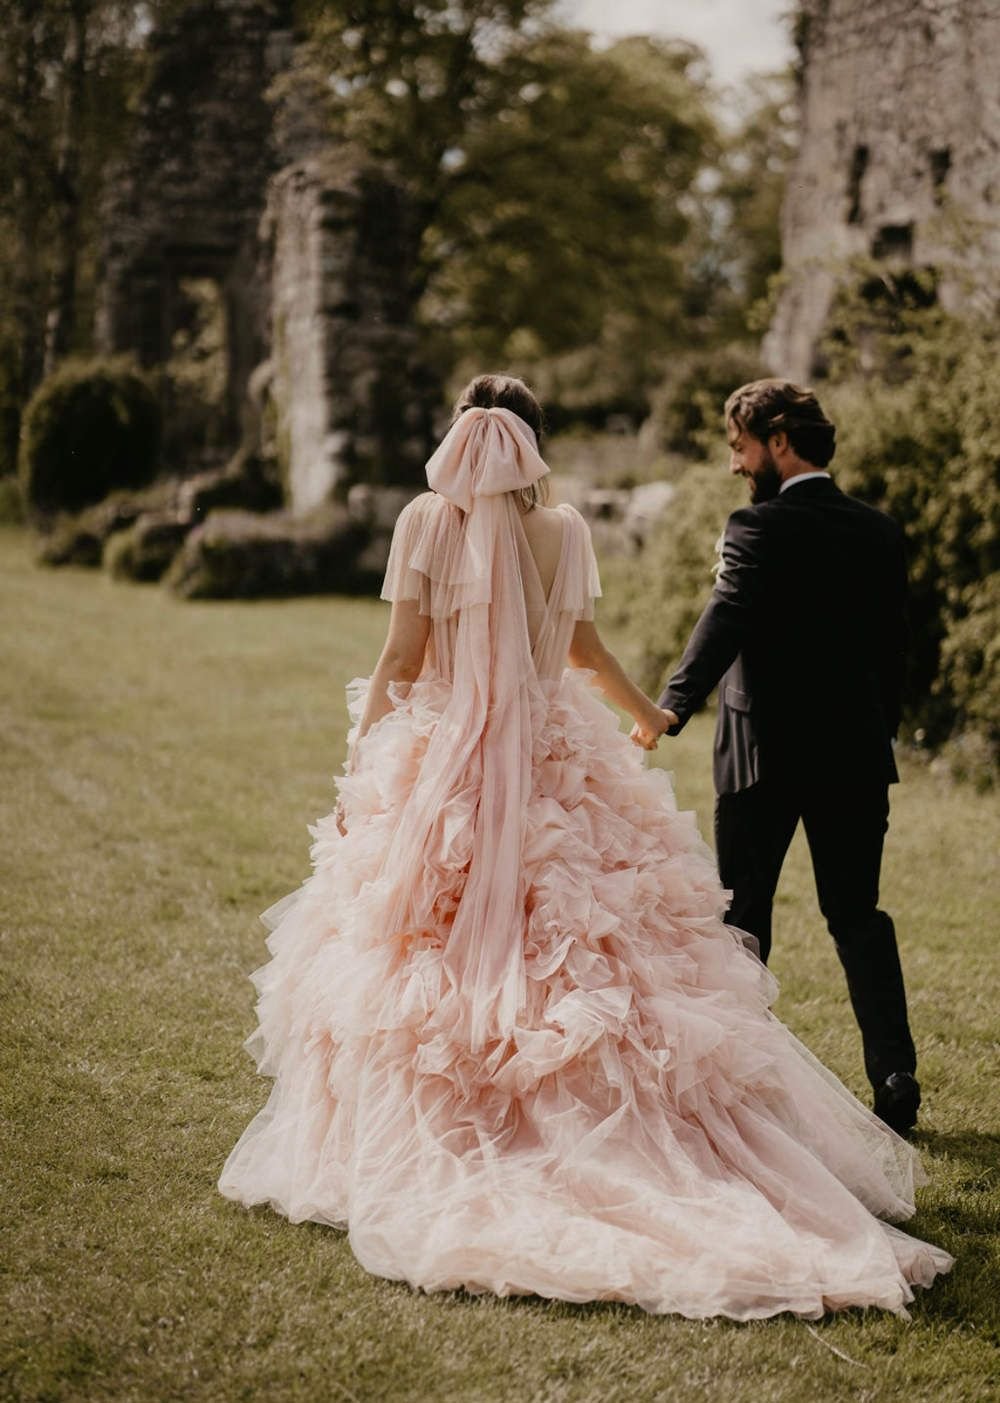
[451,373,549,511]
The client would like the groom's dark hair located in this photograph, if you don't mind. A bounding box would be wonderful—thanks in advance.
[725,380,836,468]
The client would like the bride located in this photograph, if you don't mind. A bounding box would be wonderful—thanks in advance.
[217,373,953,1320]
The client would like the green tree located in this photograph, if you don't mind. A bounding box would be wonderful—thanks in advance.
[281,4,720,415]
[712,71,796,331]
[611,70,793,453]
[0,0,150,471]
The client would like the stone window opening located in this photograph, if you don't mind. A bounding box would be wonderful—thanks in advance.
[864,224,937,316]
[871,222,914,263]
[930,146,952,203]
[163,276,230,469]
[846,143,869,225]
[860,263,938,315]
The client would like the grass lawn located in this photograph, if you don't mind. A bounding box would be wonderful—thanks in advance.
[2,524,998,1403]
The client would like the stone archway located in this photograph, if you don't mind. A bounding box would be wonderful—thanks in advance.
[95,0,293,466]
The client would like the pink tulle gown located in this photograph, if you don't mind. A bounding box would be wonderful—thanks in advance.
[218,407,954,1320]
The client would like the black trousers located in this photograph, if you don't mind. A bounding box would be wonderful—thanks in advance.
[714,775,917,1090]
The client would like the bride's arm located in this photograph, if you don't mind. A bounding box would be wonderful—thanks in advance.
[353,599,430,756]
[568,621,676,747]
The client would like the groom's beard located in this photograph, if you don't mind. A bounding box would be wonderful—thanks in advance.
[747,455,782,503]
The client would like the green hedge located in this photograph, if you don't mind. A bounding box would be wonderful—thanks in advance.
[19,357,161,519]
[611,302,998,782]
[825,306,998,772]
[0,476,25,525]
[601,458,743,697]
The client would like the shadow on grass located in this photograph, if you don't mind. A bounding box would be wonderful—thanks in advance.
[916,1129,1000,1181]
[330,1249,961,1339]
[892,1129,1000,1338]
[406,1280,934,1337]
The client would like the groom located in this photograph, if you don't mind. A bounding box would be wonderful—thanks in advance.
[645,379,921,1136]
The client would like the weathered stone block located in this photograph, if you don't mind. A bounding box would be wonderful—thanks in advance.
[163,506,373,599]
[36,482,178,567]
[346,484,422,531]
[765,0,1000,380]
[177,457,283,521]
[104,513,191,582]
[265,154,439,514]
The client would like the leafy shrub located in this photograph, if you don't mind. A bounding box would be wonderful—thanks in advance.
[163,507,373,600]
[825,305,998,771]
[937,572,1000,742]
[35,481,178,568]
[0,476,25,525]
[600,457,743,696]
[19,357,161,520]
[645,345,765,457]
[0,341,22,481]
[605,298,998,781]
[177,458,283,521]
[103,514,191,583]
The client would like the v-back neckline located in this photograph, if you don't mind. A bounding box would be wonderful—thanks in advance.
[518,502,570,611]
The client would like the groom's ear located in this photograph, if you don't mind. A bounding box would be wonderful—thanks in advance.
[768,430,789,458]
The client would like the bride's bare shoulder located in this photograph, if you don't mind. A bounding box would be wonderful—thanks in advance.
[522,501,570,525]
[547,501,590,538]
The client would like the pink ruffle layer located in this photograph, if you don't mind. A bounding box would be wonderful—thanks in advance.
[218,669,954,1320]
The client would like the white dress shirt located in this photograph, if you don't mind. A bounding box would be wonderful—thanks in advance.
[779,471,832,493]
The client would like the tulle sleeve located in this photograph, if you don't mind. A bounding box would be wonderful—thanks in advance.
[380,490,479,617]
[551,504,603,621]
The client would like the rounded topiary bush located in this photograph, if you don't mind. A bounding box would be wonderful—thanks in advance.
[103,513,191,583]
[19,357,161,520]
[0,476,25,525]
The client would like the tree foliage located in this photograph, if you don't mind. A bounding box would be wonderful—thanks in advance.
[612,276,999,781]
[1,1,793,457]
[821,284,999,774]
[711,72,797,332]
[0,0,152,471]
[279,4,722,412]
[600,455,743,698]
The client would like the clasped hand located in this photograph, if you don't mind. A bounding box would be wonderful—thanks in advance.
[630,707,678,751]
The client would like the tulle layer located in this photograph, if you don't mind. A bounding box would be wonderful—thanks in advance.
[381,492,601,625]
[218,669,954,1320]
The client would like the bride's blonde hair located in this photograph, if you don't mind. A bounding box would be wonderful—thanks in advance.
[450,373,550,512]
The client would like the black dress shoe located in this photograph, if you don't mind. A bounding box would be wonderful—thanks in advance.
[872,1072,921,1136]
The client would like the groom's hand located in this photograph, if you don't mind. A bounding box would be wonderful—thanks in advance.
[630,708,678,750]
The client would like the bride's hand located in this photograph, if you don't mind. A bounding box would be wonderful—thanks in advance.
[630,706,678,750]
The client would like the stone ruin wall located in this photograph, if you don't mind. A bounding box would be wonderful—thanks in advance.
[97,0,436,519]
[765,0,1000,381]
[264,156,437,514]
[76,0,682,592]
[96,0,294,449]
[264,162,332,514]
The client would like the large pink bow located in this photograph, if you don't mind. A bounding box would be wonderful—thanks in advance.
[426,407,549,512]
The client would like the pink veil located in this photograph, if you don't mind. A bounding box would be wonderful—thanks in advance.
[377,408,552,1050]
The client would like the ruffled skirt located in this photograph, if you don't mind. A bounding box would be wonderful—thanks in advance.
[217,669,953,1320]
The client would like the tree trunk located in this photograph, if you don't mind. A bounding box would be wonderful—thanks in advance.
[43,0,90,376]
[7,6,46,404]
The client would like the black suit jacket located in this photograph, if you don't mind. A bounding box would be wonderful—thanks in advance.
[658,477,907,795]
